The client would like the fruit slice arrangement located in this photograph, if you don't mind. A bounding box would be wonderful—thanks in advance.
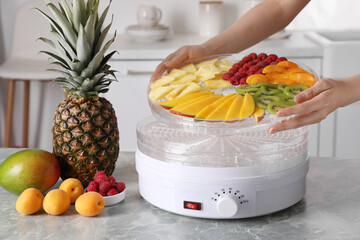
[149,58,235,102]
[150,53,317,122]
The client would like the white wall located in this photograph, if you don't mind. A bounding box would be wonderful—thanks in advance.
[1,0,360,150]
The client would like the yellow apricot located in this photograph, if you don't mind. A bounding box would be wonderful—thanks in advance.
[43,189,70,215]
[16,188,44,215]
[59,178,84,203]
[75,192,105,217]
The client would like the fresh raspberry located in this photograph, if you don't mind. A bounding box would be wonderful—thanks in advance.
[242,56,250,62]
[251,59,260,65]
[267,54,278,62]
[94,174,108,184]
[237,60,245,67]
[115,182,126,193]
[222,73,231,80]
[255,69,264,74]
[277,57,288,62]
[228,70,235,75]
[87,181,99,192]
[256,61,268,68]
[238,68,247,74]
[249,65,260,72]
[99,191,107,197]
[247,70,255,76]
[94,171,106,178]
[248,53,257,60]
[108,176,116,186]
[243,63,251,69]
[107,188,119,196]
[240,78,247,85]
[99,180,112,193]
[235,72,247,78]
[258,53,268,60]
[232,63,241,70]
[265,59,273,65]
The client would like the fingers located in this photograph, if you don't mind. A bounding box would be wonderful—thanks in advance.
[150,47,190,82]
[294,79,331,103]
[268,110,325,134]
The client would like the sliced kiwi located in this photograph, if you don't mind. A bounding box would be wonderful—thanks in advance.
[284,84,308,97]
[250,82,278,89]
[259,85,283,95]
[280,96,296,106]
[277,84,287,91]
[255,95,281,110]
[267,101,290,114]
[236,85,260,96]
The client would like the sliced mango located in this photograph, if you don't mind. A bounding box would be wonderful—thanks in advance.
[225,95,244,120]
[157,92,213,108]
[195,94,235,120]
[174,95,223,117]
[253,106,265,122]
[239,93,255,118]
[171,94,216,112]
[206,95,238,120]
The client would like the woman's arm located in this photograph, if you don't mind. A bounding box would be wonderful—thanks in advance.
[151,0,310,81]
[268,74,360,134]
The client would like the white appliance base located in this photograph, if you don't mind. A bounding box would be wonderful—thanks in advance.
[135,149,309,219]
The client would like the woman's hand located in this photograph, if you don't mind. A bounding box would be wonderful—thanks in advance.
[150,45,210,82]
[268,78,355,134]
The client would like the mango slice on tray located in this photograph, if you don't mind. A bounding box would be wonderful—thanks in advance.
[206,95,238,120]
[239,93,255,118]
[195,94,235,120]
[225,95,245,121]
[157,92,213,108]
[171,95,223,117]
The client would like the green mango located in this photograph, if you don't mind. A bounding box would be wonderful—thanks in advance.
[0,149,61,195]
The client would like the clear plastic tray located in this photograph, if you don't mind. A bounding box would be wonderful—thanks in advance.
[148,54,319,135]
[137,116,308,171]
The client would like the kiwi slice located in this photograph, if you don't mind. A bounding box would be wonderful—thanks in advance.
[250,82,278,88]
[284,84,308,97]
[259,85,283,95]
[255,95,281,110]
[236,85,260,96]
[267,101,290,114]
[280,96,296,106]
[277,84,288,91]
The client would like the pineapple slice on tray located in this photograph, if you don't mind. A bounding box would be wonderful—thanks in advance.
[37,0,119,187]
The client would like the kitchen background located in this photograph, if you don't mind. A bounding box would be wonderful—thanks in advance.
[0,0,360,156]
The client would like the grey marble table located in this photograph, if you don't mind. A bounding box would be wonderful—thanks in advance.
[1,148,360,240]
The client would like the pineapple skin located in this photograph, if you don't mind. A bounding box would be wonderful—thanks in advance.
[52,96,119,187]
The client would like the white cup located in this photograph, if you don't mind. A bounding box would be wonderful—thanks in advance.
[137,5,162,28]
[199,1,223,37]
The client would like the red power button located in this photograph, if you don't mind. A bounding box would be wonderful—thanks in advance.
[184,201,202,210]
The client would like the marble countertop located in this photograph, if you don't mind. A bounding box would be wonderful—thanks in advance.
[1,148,360,240]
[110,31,322,60]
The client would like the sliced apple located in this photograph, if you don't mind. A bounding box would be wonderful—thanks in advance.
[253,106,265,122]
[180,64,197,73]
[239,93,255,118]
[205,79,232,89]
[173,95,223,117]
[164,84,187,100]
[157,92,213,108]
[169,74,196,85]
[149,85,177,102]
[176,82,201,98]
[195,94,236,120]
[151,75,175,90]
[225,95,244,120]
[206,95,237,120]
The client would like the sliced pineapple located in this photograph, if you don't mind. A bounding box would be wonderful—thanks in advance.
[149,85,177,102]
[151,76,176,90]
[205,79,232,89]
[164,84,187,100]
[177,82,201,98]
[197,64,221,74]
[195,73,216,83]
[216,60,235,71]
[169,74,196,85]
[195,58,218,69]
[180,64,197,73]
[168,69,187,79]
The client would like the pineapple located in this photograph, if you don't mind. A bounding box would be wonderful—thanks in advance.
[37,0,119,186]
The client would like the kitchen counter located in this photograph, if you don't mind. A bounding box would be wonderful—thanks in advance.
[110,31,322,60]
[1,148,360,240]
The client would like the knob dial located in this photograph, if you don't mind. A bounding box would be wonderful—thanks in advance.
[216,195,239,217]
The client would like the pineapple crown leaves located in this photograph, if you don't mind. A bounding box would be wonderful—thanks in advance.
[36,0,118,98]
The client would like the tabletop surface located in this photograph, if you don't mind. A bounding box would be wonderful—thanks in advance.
[0,148,359,240]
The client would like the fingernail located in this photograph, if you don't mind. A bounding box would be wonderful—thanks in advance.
[268,127,277,134]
